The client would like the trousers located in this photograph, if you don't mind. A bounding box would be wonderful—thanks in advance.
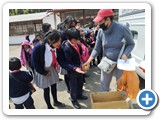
[100,67,123,91]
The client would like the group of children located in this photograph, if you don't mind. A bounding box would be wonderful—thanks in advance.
[9,9,137,111]
[9,16,100,109]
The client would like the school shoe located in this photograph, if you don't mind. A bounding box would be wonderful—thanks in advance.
[54,101,66,107]
[72,101,81,109]
[83,78,86,83]
[77,95,88,100]
[93,63,97,66]
[59,78,63,81]
[48,106,54,109]
[67,90,70,94]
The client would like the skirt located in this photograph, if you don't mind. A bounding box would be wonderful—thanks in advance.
[33,66,59,89]
[59,67,67,75]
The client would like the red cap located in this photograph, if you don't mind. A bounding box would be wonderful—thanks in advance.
[93,9,114,23]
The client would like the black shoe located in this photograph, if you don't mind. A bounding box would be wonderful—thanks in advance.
[59,78,63,81]
[67,90,70,93]
[54,101,66,107]
[77,95,88,100]
[72,101,81,109]
[93,63,97,66]
[83,79,86,83]
[48,106,54,109]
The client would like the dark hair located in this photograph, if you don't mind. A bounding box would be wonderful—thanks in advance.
[89,21,94,29]
[35,33,40,37]
[66,28,80,40]
[64,15,77,24]
[42,30,61,44]
[42,23,51,33]
[25,35,30,42]
[104,16,114,21]
[9,57,21,71]
[76,20,80,24]
[32,38,39,44]
[85,32,91,38]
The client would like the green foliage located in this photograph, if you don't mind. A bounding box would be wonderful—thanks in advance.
[9,9,51,16]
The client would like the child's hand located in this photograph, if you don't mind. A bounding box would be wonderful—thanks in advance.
[46,71,51,76]
[82,64,90,71]
[75,67,85,74]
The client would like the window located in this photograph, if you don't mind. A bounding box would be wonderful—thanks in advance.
[61,9,99,25]
[36,24,42,32]
[9,20,42,36]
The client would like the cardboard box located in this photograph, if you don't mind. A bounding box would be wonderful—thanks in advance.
[90,91,131,109]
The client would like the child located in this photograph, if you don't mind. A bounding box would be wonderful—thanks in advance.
[9,57,35,109]
[63,28,88,109]
[31,29,65,109]
[32,33,41,46]
[25,34,30,42]
[20,40,33,73]
[57,16,77,93]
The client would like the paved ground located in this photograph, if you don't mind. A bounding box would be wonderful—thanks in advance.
[9,45,144,109]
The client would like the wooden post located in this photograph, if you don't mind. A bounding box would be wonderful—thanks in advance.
[60,12,62,22]
[34,22,37,32]
[53,13,57,29]
[83,9,85,25]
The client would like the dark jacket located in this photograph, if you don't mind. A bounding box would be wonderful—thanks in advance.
[9,71,33,98]
[62,42,82,72]
[57,45,76,71]
[31,43,48,75]
[31,42,76,73]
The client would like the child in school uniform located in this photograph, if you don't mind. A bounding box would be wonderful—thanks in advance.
[63,28,88,109]
[31,29,65,109]
[9,57,35,109]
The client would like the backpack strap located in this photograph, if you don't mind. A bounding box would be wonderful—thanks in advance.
[10,73,27,86]
[63,41,74,55]
[77,44,82,55]
[61,40,82,56]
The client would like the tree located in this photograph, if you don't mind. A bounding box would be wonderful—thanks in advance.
[9,9,51,16]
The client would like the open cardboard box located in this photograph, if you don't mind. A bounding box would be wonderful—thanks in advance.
[90,91,132,109]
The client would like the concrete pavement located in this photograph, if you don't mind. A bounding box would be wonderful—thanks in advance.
[9,45,142,109]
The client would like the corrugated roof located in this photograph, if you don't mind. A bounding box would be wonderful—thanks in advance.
[9,12,51,23]
[47,9,82,13]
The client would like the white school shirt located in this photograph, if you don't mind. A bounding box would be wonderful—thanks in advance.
[10,92,30,104]
[45,43,57,67]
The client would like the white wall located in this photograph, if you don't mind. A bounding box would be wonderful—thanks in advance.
[42,13,61,29]
[10,14,61,45]
[9,34,35,45]
[43,14,55,29]
[56,13,61,27]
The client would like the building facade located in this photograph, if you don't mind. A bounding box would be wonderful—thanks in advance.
[9,12,60,44]
[49,9,119,26]
[9,9,118,44]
